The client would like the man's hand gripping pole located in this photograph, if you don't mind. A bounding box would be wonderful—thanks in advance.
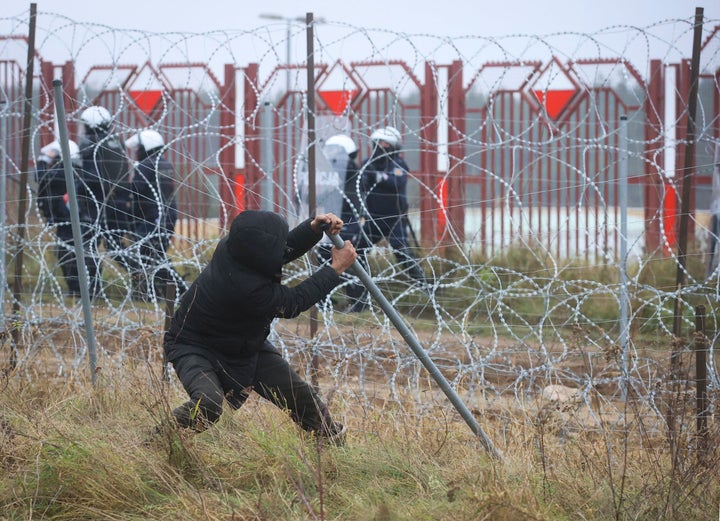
[324,229,502,460]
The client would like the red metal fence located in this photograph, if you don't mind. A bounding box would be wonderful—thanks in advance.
[1,26,719,258]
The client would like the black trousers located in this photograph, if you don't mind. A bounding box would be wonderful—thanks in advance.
[363,214,426,283]
[55,222,100,297]
[129,228,186,300]
[54,223,81,295]
[708,214,720,278]
[171,341,336,434]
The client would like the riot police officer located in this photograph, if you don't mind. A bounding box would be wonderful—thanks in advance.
[78,105,134,294]
[126,129,185,301]
[358,126,428,301]
[35,140,87,297]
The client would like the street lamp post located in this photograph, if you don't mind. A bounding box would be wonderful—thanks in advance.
[259,13,326,93]
[258,13,325,220]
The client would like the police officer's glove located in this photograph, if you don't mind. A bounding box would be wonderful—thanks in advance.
[375,171,389,183]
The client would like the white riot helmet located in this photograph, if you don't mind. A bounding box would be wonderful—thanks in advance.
[370,125,402,150]
[324,134,358,156]
[80,106,112,131]
[39,139,81,166]
[65,140,81,163]
[126,129,165,153]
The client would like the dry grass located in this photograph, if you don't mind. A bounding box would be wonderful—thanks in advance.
[1,358,719,521]
[1,235,718,519]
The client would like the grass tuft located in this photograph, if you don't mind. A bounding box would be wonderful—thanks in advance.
[2,364,719,520]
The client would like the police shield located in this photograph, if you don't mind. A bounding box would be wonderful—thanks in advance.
[294,142,347,226]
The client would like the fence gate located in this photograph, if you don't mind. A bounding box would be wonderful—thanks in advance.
[460,57,646,260]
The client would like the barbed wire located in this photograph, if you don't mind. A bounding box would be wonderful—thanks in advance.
[0,10,719,436]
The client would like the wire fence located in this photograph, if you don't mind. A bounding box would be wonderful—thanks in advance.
[0,8,719,441]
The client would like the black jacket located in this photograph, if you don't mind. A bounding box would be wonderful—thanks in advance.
[341,157,365,224]
[360,150,410,218]
[131,151,177,234]
[78,132,132,221]
[164,211,340,362]
[35,159,71,224]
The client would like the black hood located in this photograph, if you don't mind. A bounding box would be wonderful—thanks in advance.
[226,210,289,277]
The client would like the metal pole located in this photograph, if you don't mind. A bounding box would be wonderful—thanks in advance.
[9,2,38,369]
[162,282,176,382]
[671,7,704,361]
[694,305,708,457]
[323,231,502,460]
[285,20,292,94]
[52,80,99,385]
[667,6,704,466]
[306,13,317,227]
[260,101,274,211]
[618,115,630,400]
[0,99,8,329]
[285,20,294,223]
[305,12,322,389]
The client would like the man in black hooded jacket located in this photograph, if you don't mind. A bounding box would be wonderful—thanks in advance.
[163,210,356,444]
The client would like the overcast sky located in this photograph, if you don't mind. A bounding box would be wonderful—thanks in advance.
[4,0,715,37]
[2,1,718,87]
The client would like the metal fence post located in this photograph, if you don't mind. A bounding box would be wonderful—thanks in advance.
[52,79,99,385]
[694,305,709,458]
[324,230,502,460]
[619,115,630,400]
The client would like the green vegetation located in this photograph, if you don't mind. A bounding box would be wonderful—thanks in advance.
[3,236,719,519]
[1,367,718,520]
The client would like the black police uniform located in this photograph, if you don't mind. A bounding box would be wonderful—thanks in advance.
[359,146,427,287]
[79,130,134,292]
[130,147,184,300]
[35,156,87,297]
